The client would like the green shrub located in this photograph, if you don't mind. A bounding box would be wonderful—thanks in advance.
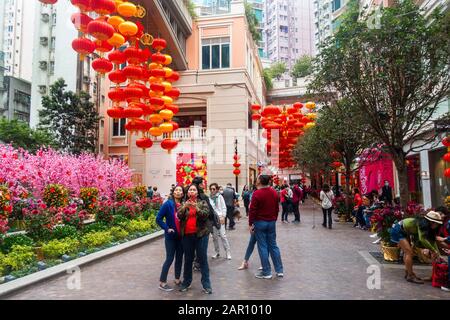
[82,222,108,234]
[121,219,151,234]
[112,215,128,226]
[0,252,5,276]
[95,207,114,225]
[147,214,157,230]
[42,238,80,259]
[2,245,36,272]
[81,231,113,249]
[142,210,156,221]
[51,225,78,240]
[1,234,35,254]
[109,227,129,241]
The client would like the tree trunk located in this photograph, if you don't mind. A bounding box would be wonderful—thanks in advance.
[392,153,409,208]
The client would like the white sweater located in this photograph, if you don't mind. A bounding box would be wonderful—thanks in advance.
[209,194,227,218]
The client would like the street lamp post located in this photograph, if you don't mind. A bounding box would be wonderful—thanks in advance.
[235,138,238,193]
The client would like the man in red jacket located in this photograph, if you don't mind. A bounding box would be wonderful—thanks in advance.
[249,175,284,279]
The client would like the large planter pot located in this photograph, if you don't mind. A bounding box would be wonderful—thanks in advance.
[381,243,400,262]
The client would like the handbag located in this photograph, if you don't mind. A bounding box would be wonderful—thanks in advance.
[431,260,448,288]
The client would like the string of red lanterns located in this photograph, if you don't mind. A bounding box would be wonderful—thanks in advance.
[40,0,181,154]
[251,101,317,170]
[442,136,450,178]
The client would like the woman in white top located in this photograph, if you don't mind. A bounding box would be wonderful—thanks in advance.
[320,184,335,229]
[209,183,231,259]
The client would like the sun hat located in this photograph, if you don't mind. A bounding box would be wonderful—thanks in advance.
[424,211,443,224]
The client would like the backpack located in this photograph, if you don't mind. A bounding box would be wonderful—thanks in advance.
[200,193,221,230]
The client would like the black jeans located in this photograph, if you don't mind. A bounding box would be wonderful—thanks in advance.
[355,206,366,228]
[225,205,235,229]
[281,202,289,221]
[244,202,250,217]
[181,234,211,289]
[322,207,333,227]
[159,237,183,282]
[293,202,300,222]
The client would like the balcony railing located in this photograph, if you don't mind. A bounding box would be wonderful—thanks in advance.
[155,127,207,141]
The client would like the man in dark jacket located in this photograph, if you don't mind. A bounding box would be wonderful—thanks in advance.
[222,183,237,230]
[380,180,393,206]
[292,183,302,223]
[249,175,284,279]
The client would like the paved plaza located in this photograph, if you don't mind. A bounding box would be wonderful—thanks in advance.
[3,201,449,300]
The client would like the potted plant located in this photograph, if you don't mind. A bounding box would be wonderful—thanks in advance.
[371,207,403,261]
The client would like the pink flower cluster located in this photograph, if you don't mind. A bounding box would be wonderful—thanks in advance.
[0,144,133,200]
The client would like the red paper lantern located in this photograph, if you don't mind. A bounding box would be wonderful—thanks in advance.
[233,163,241,168]
[95,40,113,53]
[124,47,145,64]
[251,104,261,111]
[91,0,116,16]
[40,0,58,4]
[151,53,166,64]
[87,19,115,41]
[167,71,180,82]
[71,0,91,12]
[150,83,166,93]
[150,97,165,107]
[71,13,92,33]
[331,161,343,169]
[445,168,450,178]
[252,114,262,121]
[108,88,125,102]
[443,153,450,163]
[123,65,143,80]
[151,69,167,78]
[443,136,450,147]
[136,138,153,150]
[331,151,341,159]
[108,50,126,65]
[152,38,167,51]
[161,139,178,153]
[92,58,113,74]
[233,169,241,176]
[165,104,179,115]
[72,37,96,59]
[293,102,303,110]
[124,86,144,102]
[233,154,239,161]
[108,70,127,84]
[166,88,181,99]
[107,107,125,119]
[263,105,281,116]
[123,106,144,119]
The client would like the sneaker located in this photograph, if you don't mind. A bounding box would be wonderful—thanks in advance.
[211,253,220,259]
[370,233,378,238]
[276,273,284,278]
[372,238,381,244]
[179,284,191,292]
[159,283,174,292]
[226,252,232,260]
[258,266,263,271]
[203,287,213,294]
[441,286,450,292]
[255,272,272,279]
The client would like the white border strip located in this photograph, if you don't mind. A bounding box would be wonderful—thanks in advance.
[0,230,164,297]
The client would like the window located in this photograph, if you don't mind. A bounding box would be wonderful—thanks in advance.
[112,118,126,137]
[201,37,230,70]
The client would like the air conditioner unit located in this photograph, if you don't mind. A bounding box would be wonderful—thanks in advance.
[39,61,47,70]
[38,85,47,95]
[40,37,48,46]
[41,13,50,23]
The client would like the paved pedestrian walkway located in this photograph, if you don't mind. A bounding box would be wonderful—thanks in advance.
[3,201,450,300]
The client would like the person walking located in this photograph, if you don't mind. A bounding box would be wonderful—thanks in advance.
[292,183,303,223]
[280,185,291,223]
[156,185,184,291]
[320,184,334,229]
[209,183,232,260]
[242,185,252,217]
[177,184,213,294]
[223,183,238,230]
[249,175,284,279]
[380,180,393,206]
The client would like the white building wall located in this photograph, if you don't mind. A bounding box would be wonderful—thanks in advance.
[30,1,78,128]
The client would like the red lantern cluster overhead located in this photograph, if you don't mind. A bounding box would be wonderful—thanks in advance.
[64,0,181,153]
[252,102,317,170]
[233,154,241,176]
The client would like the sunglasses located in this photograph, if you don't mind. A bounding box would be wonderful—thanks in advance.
[210,188,216,191]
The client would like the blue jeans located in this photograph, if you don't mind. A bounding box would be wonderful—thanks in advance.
[244,233,257,261]
[254,220,283,276]
[182,234,211,289]
[159,237,183,283]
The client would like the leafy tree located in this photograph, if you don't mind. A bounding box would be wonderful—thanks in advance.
[184,0,198,19]
[291,55,313,79]
[0,118,57,153]
[310,0,450,206]
[38,79,101,155]
[244,1,262,43]
[263,69,273,91]
[266,62,287,80]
